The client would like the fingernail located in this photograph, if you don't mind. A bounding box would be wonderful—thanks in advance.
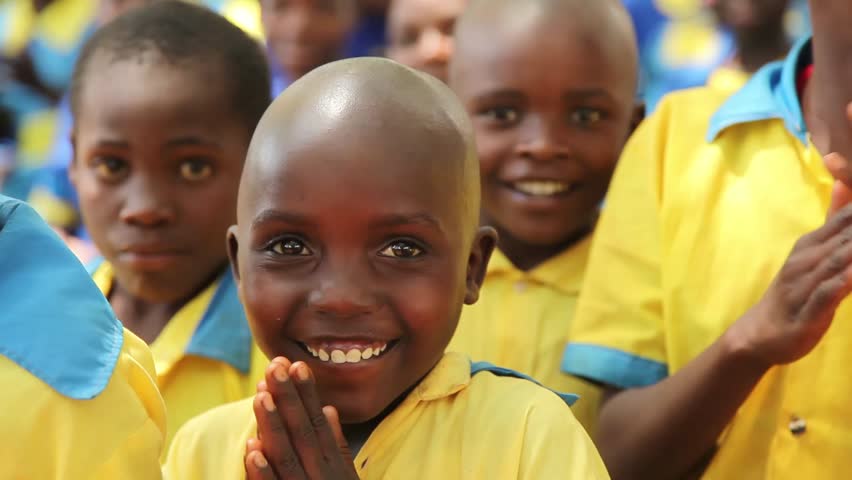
[274,364,288,382]
[296,363,310,382]
[253,452,268,468]
[260,393,275,412]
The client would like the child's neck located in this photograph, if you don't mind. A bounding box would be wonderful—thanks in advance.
[494,223,594,272]
[733,24,789,73]
[109,285,183,344]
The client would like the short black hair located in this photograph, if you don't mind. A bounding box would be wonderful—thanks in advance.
[70,0,271,136]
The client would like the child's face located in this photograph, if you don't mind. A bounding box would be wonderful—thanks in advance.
[386,0,465,82]
[451,15,638,249]
[230,115,489,423]
[71,57,248,304]
[260,0,355,80]
[708,0,789,31]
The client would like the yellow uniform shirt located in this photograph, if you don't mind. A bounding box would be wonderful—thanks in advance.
[0,196,165,479]
[563,37,852,478]
[92,261,268,454]
[448,239,601,432]
[164,352,610,480]
[705,64,750,97]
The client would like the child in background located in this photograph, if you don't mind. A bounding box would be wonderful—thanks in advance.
[446,0,642,432]
[705,0,792,95]
[260,0,357,96]
[562,0,852,477]
[68,0,271,451]
[164,57,609,480]
[385,0,464,83]
[0,196,164,479]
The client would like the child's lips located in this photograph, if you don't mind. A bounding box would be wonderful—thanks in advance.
[297,339,398,365]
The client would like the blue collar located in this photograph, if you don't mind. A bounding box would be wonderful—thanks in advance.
[0,196,123,399]
[185,269,253,374]
[470,361,579,406]
[87,258,253,374]
[707,36,812,145]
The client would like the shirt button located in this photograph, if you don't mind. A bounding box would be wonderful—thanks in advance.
[514,281,527,293]
[789,416,807,436]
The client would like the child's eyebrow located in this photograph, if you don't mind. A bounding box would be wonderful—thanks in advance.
[251,209,315,230]
[368,213,444,232]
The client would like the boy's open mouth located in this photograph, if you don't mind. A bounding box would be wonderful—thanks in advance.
[505,180,578,197]
[297,339,400,365]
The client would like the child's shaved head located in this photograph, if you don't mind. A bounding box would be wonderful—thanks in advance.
[240,57,480,237]
[452,0,637,88]
[230,58,495,423]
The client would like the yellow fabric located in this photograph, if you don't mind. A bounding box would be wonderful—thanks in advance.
[164,352,610,480]
[1,0,35,57]
[448,238,601,433]
[706,65,750,97]
[34,0,95,49]
[29,186,79,230]
[0,329,165,479]
[570,86,852,478]
[92,262,268,456]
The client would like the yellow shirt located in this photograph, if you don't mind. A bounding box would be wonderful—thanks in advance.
[0,196,165,478]
[564,38,852,478]
[164,352,610,480]
[705,65,750,97]
[448,238,601,432]
[92,261,268,454]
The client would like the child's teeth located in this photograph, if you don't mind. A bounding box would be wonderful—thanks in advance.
[513,180,570,196]
[362,347,373,360]
[318,349,330,361]
[345,349,361,363]
[331,350,346,364]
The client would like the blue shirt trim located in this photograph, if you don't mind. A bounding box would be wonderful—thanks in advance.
[0,196,123,399]
[470,361,579,406]
[185,269,252,374]
[706,36,812,144]
[561,343,668,389]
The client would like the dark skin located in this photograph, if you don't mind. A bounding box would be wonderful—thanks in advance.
[449,0,642,271]
[708,0,791,73]
[595,0,852,476]
[386,0,465,83]
[260,0,356,80]
[227,58,495,478]
[69,55,249,343]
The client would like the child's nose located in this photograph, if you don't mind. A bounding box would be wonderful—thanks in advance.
[308,270,378,318]
[417,29,453,63]
[515,117,570,161]
[119,180,176,227]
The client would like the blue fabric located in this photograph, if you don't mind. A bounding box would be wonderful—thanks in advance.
[470,361,579,406]
[0,196,123,399]
[561,343,668,389]
[87,258,252,374]
[345,13,386,58]
[185,269,253,374]
[707,36,812,144]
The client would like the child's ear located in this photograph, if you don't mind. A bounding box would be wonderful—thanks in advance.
[226,225,242,283]
[629,100,646,135]
[464,226,498,305]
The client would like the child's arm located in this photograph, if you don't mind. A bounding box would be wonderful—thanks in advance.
[596,155,852,480]
[246,357,359,480]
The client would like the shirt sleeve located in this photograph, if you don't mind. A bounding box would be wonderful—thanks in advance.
[561,102,671,389]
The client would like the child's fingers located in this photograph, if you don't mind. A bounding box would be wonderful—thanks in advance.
[253,392,307,479]
[323,405,356,467]
[266,358,324,477]
[290,362,343,464]
[245,449,278,480]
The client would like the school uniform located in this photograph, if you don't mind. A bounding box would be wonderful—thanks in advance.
[563,37,852,478]
[164,352,609,479]
[0,196,164,479]
[91,260,268,454]
[448,238,601,432]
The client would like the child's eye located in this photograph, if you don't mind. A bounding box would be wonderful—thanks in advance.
[179,158,213,182]
[92,156,128,181]
[270,238,312,256]
[569,108,603,126]
[483,106,520,124]
[378,240,423,259]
